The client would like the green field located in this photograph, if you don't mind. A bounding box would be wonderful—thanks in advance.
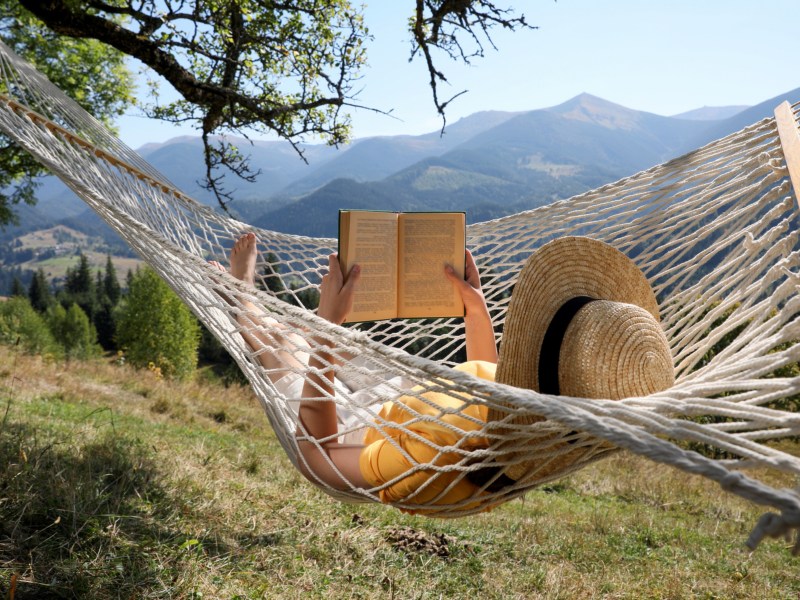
[1,345,799,599]
[8,225,143,281]
[19,252,141,280]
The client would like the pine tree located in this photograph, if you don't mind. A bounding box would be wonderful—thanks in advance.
[10,276,26,297]
[28,268,53,312]
[103,255,121,305]
[93,297,117,351]
[259,252,286,295]
[62,252,96,320]
[286,279,320,310]
[65,252,94,296]
[95,270,104,302]
[89,264,117,351]
[116,267,200,379]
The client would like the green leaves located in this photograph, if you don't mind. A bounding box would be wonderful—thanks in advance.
[0,296,61,356]
[18,0,369,209]
[9,1,532,213]
[116,267,201,380]
[46,302,102,360]
[0,0,135,225]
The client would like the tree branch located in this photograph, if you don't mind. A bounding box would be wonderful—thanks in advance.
[17,0,536,212]
[411,0,535,134]
[20,0,363,210]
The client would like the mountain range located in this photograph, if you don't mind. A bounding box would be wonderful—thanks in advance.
[6,88,800,241]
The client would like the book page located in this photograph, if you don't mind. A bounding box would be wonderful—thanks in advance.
[339,211,398,322]
[397,212,465,319]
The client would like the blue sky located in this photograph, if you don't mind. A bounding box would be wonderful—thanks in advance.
[117,1,800,149]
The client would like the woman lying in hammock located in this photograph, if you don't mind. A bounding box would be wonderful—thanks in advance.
[217,232,674,513]
[217,234,498,502]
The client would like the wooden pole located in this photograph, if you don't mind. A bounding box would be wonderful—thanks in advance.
[774,101,800,206]
[0,94,182,198]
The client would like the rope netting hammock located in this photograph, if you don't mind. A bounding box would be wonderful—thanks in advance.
[2,40,800,551]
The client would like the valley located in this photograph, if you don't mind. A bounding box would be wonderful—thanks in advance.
[4,87,800,292]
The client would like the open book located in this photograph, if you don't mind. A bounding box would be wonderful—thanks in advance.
[338,210,466,322]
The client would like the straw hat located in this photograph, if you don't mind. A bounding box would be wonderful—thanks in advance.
[495,236,673,396]
[489,236,674,484]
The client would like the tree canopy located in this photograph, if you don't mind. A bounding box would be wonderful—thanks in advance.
[116,267,200,379]
[0,0,135,225]
[11,1,532,213]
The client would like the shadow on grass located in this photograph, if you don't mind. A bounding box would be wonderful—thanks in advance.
[0,417,180,600]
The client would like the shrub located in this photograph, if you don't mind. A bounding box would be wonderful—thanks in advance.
[0,296,61,357]
[116,267,200,379]
[46,302,102,360]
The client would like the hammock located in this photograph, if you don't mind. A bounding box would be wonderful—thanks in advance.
[2,39,800,552]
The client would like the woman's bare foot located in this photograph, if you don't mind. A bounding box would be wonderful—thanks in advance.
[210,233,310,383]
[230,233,258,286]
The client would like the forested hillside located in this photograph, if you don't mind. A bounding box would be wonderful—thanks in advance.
[5,87,800,277]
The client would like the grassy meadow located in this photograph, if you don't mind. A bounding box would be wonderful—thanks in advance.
[11,225,143,281]
[1,344,799,599]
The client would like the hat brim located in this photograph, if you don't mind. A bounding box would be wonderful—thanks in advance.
[495,236,659,391]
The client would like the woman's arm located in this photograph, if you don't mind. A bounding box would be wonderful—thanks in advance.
[445,249,498,363]
[296,254,370,489]
[297,248,498,491]
[216,236,368,490]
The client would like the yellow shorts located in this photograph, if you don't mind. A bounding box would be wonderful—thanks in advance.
[359,360,496,514]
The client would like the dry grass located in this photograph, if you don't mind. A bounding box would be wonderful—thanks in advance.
[1,344,799,599]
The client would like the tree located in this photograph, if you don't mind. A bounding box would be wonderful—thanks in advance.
[21,0,532,210]
[64,253,93,296]
[197,323,245,385]
[28,268,53,312]
[61,252,96,320]
[0,1,134,225]
[286,279,320,311]
[93,298,117,351]
[410,1,532,129]
[0,296,61,357]
[103,255,121,305]
[46,302,101,360]
[95,270,104,303]
[93,259,121,351]
[10,277,26,297]
[116,267,200,379]
[0,265,25,297]
[258,252,287,295]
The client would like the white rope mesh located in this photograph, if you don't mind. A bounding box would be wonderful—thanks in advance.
[2,40,800,550]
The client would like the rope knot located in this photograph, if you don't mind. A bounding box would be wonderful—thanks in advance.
[742,232,758,252]
[780,266,800,288]
[746,511,800,554]
[719,471,746,491]
[767,156,788,175]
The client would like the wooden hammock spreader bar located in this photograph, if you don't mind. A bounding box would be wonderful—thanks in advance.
[774,100,800,206]
[0,93,189,202]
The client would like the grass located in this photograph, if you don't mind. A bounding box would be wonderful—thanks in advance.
[1,345,799,599]
[21,253,142,281]
[11,224,143,281]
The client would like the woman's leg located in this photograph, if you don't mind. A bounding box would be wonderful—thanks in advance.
[216,238,367,489]
[212,232,309,383]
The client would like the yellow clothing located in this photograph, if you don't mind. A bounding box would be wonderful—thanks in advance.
[359,360,495,514]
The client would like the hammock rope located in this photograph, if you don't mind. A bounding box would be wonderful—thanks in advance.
[2,39,800,550]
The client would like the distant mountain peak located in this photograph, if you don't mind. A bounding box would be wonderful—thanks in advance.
[557,92,615,107]
[545,93,643,130]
